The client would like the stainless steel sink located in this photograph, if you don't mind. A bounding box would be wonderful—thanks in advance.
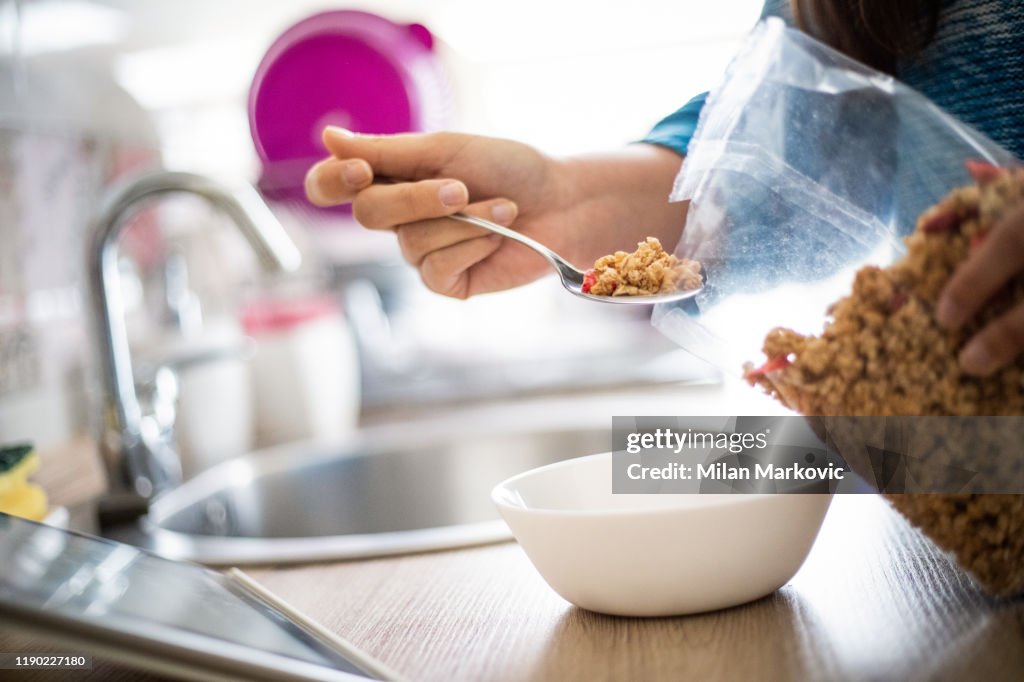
[106,418,609,565]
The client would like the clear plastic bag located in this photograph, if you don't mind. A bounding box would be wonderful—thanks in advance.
[652,17,1019,370]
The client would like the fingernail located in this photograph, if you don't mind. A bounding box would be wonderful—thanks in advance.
[342,160,369,186]
[960,340,997,376]
[304,161,328,204]
[439,182,467,208]
[325,126,354,138]
[491,202,517,225]
[936,297,963,329]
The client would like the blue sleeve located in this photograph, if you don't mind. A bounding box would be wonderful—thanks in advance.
[638,91,708,157]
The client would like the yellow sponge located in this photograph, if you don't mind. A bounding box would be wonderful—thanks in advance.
[0,482,48,521]
[0,444,48,521]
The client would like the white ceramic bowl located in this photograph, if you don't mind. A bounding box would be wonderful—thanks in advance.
[492,452,831,617]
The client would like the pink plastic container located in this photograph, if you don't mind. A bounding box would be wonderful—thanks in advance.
[248,10,451,205]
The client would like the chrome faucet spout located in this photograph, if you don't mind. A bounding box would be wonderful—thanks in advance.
[87,170,300,514]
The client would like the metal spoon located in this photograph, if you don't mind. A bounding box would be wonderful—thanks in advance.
[450,212,704,304]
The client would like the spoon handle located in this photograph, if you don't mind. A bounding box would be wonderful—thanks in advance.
[450,213,585,285]
[369,176,585,287]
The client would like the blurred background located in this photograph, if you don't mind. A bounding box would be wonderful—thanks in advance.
[0,0,761,477]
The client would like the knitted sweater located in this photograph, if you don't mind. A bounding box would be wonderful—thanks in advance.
[644,0,1024,161]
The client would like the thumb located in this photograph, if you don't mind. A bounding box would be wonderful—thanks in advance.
[322,126,455,181]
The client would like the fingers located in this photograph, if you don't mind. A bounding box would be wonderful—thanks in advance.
[396,198,518,298]
[420,235,504,299]
[965,160,1004,186]
[304,157,373,207]
[351,179,469,229]
[959,303,1024,376]
[937,203,1024,329]
[395,198,518,265]
[937,201,1024,375]
[322,126,460,180]
[306,124,460,207]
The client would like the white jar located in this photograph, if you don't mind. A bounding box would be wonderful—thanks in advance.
[242,296,360,447]
[173,335,253,478]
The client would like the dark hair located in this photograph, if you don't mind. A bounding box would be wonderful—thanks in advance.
[790,0,942,73]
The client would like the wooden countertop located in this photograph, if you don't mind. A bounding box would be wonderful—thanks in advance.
[5,494,1022,681]
[247,494,1024,681]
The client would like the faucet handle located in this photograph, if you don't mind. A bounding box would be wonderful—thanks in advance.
[134,366,183,497]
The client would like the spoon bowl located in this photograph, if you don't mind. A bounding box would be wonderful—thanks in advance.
[451,213,703,305]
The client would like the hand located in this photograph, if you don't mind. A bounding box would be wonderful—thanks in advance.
[305,127,686,298]
[937,162,1024,376]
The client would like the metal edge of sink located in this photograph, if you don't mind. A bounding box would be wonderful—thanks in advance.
[136,517,513,566]
[107,410,615,566]
[138,443,513,566]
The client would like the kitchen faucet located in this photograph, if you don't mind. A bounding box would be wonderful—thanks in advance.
[87,170,301,519]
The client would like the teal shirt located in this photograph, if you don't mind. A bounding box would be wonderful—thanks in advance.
[644,0,1024,160]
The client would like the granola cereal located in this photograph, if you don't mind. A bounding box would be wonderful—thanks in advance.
[583,237,702,297]
[744,166,1024,596]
